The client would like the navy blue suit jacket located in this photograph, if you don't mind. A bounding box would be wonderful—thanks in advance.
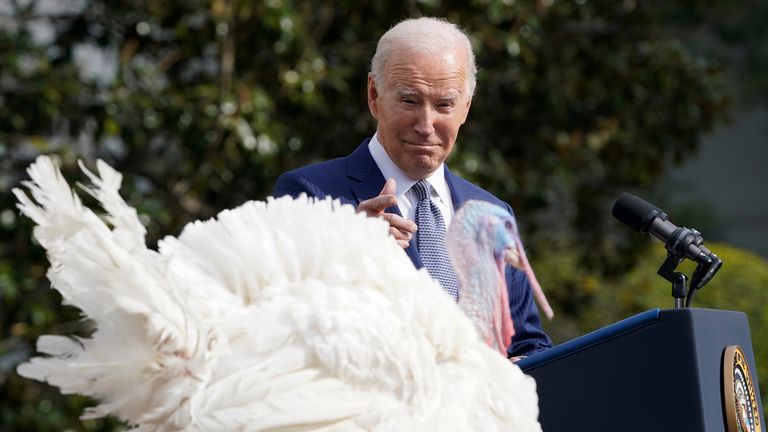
[273,139,552,357]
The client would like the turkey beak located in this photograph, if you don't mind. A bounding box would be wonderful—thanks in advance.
[502,246,521,269]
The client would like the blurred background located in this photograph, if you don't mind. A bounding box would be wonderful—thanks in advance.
[1,0,767,429]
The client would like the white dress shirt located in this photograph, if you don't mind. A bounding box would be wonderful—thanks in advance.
[368,134,455,226]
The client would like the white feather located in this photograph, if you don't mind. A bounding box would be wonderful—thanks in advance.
[14,155,541,431]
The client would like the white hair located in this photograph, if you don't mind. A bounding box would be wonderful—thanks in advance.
[370,17,477,97]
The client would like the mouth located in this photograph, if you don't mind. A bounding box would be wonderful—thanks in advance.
[403,139,439,148]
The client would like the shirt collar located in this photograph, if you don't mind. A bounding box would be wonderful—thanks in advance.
[368,134,414,198]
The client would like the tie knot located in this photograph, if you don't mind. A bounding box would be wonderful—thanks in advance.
[412,180,431,201]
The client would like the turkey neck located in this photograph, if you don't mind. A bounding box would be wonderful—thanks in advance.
[451,236,511,355]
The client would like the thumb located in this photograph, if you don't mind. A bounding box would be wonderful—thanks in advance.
[380,178,397,196]
[357,178,398,216]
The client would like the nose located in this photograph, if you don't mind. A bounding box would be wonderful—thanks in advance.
[413,105,436,136]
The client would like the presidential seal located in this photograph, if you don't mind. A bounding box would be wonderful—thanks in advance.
[723,345,761,432]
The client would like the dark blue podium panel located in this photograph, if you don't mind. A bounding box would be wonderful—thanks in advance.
[519,308,764,432]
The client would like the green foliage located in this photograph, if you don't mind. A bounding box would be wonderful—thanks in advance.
[0,0,764,429]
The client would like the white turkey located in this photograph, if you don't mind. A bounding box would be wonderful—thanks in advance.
[14,155,542,431]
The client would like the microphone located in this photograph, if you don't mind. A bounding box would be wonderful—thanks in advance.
[612,192,722,292]
[612,192,715,264]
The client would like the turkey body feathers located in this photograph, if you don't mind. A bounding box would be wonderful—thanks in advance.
[14,156,541,431]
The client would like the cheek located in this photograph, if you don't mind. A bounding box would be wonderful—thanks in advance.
[379,103,401,120]
[391,113,417,134]
[437,117,462,136]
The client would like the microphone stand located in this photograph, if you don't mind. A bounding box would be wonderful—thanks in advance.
[657,253,688,309]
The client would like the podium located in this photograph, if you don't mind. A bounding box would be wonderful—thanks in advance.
[518,308,765,431]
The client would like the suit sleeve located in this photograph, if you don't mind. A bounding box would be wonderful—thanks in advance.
[501,202,553,357]
[505,267,553,357]
[273,171,328,199]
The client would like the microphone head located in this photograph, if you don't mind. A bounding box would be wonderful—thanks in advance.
[612,192,668,234]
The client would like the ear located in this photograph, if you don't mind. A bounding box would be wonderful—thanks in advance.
[367,73,380,120]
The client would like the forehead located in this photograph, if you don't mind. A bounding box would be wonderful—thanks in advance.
[383,48,469,96]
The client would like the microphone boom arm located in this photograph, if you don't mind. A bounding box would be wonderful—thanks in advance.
[657,253,688,308]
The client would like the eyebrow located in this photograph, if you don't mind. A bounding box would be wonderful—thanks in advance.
[395,88,419,98]
[395,88,460,102]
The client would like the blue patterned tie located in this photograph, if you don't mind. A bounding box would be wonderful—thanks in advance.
[412,180,459,300]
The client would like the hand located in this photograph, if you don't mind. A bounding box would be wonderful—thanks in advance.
[357,179,417,248]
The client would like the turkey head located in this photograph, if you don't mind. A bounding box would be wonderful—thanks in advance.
[447,200,553,356]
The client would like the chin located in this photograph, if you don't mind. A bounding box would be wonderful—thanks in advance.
[406,161,441,178]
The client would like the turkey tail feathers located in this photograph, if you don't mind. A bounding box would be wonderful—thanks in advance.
[77,159,147,251]
[14,156,204,428]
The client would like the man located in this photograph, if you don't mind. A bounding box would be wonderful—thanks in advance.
[274,17,552,357]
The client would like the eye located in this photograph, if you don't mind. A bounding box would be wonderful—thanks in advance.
[436,101,454,112]
[504,220,513,230]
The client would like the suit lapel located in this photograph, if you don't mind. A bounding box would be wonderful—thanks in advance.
[445,167,468,211]
[345,139,423,268]
[346,140,387,206]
